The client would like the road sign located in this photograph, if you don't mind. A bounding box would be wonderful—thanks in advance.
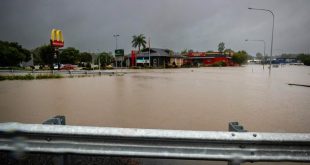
[115,49,124,56]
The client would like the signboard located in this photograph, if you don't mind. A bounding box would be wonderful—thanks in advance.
[50,29,64,47]
[189,52,206,57]
[136,59,150,64]
[115,49,124,56]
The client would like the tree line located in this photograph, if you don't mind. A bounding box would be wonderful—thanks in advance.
[32,45,114,68]
[0,38,249,67]
[0,40,114,68]
[0,41,31,66]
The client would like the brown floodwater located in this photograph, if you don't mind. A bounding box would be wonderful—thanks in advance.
[0,65,310,133]
[1,65,310,165]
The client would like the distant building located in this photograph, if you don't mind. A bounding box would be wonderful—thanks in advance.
[128,49,236,68]
[132,48,184,68]
[273,58,298,64]
[248,58,262,64]
[271,54,303,64]
[183,52,234,66]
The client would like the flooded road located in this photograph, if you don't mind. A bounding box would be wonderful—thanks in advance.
[1,65,309,133]
[1,65,310,165]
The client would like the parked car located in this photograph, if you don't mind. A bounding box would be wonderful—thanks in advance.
[53,64,58,69]
[106,65,113,69]
[60,64,76,70]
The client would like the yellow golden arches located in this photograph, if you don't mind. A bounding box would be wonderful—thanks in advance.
[50,29,56,41]
[56,30,64,42]
[50,29,64,47]
[50,29,64,42]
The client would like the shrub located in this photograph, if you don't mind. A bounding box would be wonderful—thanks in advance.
[0,74,62,81]
[36,74,63,79]
[211,61,227,67]
[297,54,310,66]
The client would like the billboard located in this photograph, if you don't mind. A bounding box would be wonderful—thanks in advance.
[50,29,64,47]
[115,49,124,56]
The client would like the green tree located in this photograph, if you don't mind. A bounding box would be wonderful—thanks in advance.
[247,54,254,60]
[297,54,310,66]
[39,45,54,66]
[96,52,114,67]
[32,45,55,65]
[181,49,188,54]
[224,48,234,55]
[32,46,43,65]
[80,52,92,63]
[132,34,147,52]
[218,42,225,52]
[232,50,248,65]
[256,52,263,60]
[0,41,31,66]
[169,49,174,56]
[60,47,80,64]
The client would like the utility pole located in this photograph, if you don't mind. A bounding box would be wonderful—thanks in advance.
[113,34,120,68]
[148,37,151,68]
[96,49,100,71]
[248,7,275,74]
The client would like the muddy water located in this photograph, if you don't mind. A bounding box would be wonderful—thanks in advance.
[1,65,310,165]
[1,65,310,133]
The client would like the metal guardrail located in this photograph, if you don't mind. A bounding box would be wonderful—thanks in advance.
[0,122,310,163]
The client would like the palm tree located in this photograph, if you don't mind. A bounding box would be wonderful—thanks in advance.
[132,34,147,52]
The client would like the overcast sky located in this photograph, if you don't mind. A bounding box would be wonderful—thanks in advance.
[0,0,309,55]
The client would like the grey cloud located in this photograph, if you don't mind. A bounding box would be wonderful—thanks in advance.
[0,0,309,55]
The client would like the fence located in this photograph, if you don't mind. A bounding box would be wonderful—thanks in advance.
[1,120,310,164]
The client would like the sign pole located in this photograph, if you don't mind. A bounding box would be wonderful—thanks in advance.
[149,37,151,68]
[50,29,64,70]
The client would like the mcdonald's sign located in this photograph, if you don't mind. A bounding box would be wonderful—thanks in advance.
[50,29,64,47]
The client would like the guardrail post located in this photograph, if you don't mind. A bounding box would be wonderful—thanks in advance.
[42,116,67,165]
[42,115,66,125]
[229,122,247,132]
[228,122,247,165]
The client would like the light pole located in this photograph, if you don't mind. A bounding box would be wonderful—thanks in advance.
[248,7,274,73]
[113,34,120,50]
[96,49,100,71]
[245,39,266,70]
[113,34,120,68]
[148,37,151,68]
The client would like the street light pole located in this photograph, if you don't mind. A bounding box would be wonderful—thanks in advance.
[97,49,100,71]
[113,34,119,50]
[113,34,120,68]
[245,39,266,70]
[248,7,274,73]
[148,37,151,68]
